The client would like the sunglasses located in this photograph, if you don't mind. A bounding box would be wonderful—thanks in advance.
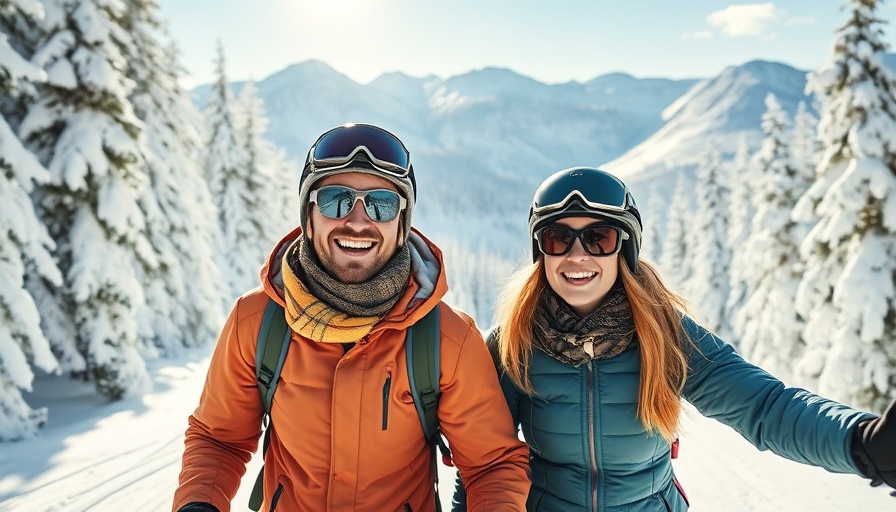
[535,224,629,257]
[308,124,411,177]
[309,185,407,223]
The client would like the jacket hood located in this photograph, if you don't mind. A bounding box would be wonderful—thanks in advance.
[260,226,448,332]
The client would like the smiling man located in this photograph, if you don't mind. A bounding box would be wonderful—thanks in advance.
[172,123,530,512]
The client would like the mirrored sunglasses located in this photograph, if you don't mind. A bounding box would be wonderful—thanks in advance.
[535,224,629,257]
[309,185,407,223]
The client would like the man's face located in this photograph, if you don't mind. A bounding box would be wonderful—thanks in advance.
[306,172,403,284]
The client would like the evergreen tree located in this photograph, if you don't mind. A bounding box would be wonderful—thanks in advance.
[725,136,755,341]
[791,101,821,184]
[737,93,812,379]
[237,80,294,238]
[19,0,151,399]
[0,0,63,440]
[204,43,268,299]
[793,0,896,410]
[689,149,732,337]
[660,172,693,294]
[121,0,224,352]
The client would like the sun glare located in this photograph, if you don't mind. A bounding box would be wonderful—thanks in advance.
[305,0,363,16]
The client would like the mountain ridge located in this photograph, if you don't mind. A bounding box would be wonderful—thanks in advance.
[190,55,895,260]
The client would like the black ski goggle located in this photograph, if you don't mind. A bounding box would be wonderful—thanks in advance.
[308,124,411,177]
[531,170,633,216]
[309,185,406,222]
[535,224,629,257]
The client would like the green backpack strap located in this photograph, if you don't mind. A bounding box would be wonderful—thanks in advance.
[249,299,291,512]
[407,305,450,511]
[407,305,441,442]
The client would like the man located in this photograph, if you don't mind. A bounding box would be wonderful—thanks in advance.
[172,123,530,512]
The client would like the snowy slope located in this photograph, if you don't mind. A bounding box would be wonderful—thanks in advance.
[602,60,813,194]
[0,349,892,512]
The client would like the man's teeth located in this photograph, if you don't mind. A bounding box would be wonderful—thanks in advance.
[564,271,596,279]
[338,239,373,249]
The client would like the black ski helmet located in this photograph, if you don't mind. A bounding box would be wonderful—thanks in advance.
[529,167,642,271]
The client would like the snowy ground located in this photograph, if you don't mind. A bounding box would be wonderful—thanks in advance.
[0,349,892,512]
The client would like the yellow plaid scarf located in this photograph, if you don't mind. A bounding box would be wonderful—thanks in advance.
[280,238,410,343]
[281,266,381,342]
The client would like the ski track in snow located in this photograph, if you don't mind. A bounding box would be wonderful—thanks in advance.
[0,352,893,512]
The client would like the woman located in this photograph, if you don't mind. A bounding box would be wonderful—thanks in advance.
[453,167,894,511]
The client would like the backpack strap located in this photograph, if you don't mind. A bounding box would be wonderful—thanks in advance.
[249,299,291,511]
[407,305,451,511]
[256,300,290,415]
[406,305,441,442]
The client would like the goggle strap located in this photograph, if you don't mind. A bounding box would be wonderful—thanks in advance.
[532,190,628,215]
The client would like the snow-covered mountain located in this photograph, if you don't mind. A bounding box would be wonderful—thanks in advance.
[189,55,894,320]
[604,60,812,188]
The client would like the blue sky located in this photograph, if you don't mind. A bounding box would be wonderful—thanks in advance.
[157,1,896,88]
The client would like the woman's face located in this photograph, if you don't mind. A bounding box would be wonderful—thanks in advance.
[542,216,620,317]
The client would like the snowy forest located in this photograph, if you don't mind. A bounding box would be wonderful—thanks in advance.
[1,0,896,444]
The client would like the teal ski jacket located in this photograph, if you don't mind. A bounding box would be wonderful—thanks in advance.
[453,315,874,512]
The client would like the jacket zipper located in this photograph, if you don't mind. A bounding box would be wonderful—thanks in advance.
[269,482,283,512]
[382,366,393,430]
[587,362,599,512]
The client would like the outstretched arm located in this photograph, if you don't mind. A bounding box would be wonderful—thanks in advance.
[681,316,875,475]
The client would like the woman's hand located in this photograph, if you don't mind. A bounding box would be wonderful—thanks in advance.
[853,398,896,494]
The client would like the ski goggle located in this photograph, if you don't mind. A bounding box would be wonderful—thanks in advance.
[535,224,629,257]
[309,185,407,222]
[308,124,411,177]
[531,170,633,216]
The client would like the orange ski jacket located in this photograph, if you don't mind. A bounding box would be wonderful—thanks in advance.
[173,227,530,511]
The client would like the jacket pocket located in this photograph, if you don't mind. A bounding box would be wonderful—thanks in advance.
[382,365,393,430]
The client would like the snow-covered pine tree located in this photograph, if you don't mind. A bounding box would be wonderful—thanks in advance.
[19,0,151,400]
[0,0,63,440]
[725,137,755,343]
[791,101,821,188]
[737,93,812,379]
[237,80,295,239]
[689,149,732,338]
[204,43,270,300]
[121,0,224,352]
[793,0,896,410]
[660,172,693,294]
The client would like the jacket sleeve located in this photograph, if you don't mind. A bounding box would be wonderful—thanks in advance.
[439,319,530,511]
[172,297,265,512]
[680,315,875,474]
[451,328,525,511]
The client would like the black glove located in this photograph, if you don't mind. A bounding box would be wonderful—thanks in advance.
[851,397,896,493]
[177,503,219,512]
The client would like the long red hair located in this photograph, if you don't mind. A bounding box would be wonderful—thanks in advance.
[495,257,691,441]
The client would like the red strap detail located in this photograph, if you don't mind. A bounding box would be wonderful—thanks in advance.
[673,477,689,506]
[671,437,680,459]
[442,454,454,467]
